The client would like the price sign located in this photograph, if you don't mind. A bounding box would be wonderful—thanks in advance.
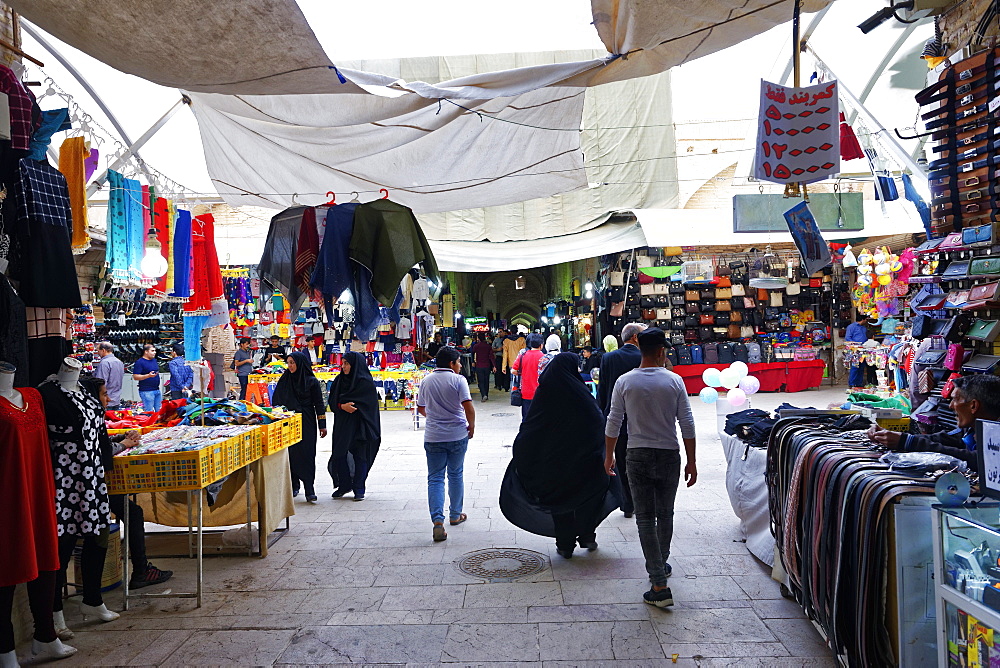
[755,79,840,184]
[977,420,1000,498]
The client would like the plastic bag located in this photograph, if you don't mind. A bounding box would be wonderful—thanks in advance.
[879,451,967,476]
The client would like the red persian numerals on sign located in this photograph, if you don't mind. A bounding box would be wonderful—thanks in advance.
[754,79,840,185]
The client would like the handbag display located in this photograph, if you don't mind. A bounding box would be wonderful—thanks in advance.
[730,297,745,310]
[642,308,657,320]
[700,289,715,300]
[715,299,732,312]
[664,246,683,257]
[966,319,1000,342]
[671,307,685,318]
[741,325,755,338]
[686,289,700,301]
[937,232,965,251]
[684,315,700,327]
[716,313,732,326]
[964,282,1000,309]
[963,222,994,248]
[730,310,743,323]
[970,257,1000,275]
[715,276,732,288]
[716,287,733,299]
[669,283,686,295]
[698,326,714,341]
[728,324,742,339]
[653,283,669,295]
[685,330,699,342]
[769,292,784,308]
[686,303,700,314]
[731,284,746,297]
[700,313,715,325]
[656,308,671,320]
[915,349,946,366]
[609,301,624,317]
[609,270,624,286]
[640,284,655,296]
[700,300,715,313]
[744,297,756,309]
[638,272,655,285]
[785,282,801,295]
[944,343,965,371]
[964,354,1000,373]
[670,332,685,346]
[942,260,970,279]
[670,294,685,306]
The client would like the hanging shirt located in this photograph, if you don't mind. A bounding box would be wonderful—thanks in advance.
[412,278,430,301]
[396,316,412,340]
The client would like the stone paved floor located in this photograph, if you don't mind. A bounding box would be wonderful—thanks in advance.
[27,383,846,666]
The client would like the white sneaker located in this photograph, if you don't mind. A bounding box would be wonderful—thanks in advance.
[80,602,120,622]
[0,650,18,668]
[31,638,78,660]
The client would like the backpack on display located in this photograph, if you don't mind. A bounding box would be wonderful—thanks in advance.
[665,347,679,366]
[690,344,704,364]
[733,342,749,363]
[746,342,762,363]
[677,345,693,365]
[703,342,720,364]
[718,343,735,364]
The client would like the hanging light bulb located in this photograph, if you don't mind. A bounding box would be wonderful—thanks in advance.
[140,229,168,278]
[553,316,561,325]
[541,316,549,324]
[584,282,594,292]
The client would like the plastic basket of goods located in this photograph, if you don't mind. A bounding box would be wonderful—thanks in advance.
[793,347,818,361]
[260,418,292,456]
[107,441,226,494]
[287,413,302,445]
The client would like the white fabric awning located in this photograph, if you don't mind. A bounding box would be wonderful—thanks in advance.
[429,219,647,272]
[636,199,928,246]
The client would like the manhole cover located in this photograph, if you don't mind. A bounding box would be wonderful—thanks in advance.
[492,413,515,417]
[455,548,549,582]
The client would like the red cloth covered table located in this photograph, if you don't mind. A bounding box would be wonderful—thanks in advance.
[673,360,826,394]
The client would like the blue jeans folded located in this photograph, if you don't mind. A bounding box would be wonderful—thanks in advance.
[425,437,469,523]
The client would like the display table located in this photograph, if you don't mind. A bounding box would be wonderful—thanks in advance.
[720,432,774,566]
[674,359,826,394]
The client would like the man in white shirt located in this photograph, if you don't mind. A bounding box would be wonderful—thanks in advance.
[417,347,475,542]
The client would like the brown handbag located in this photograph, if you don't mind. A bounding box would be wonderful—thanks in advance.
[715,300,732,312]
[642,308,657,320]
[686,303,700,314]
[757,288,769,301]
[686,289,700,301]
[609,301,624,317]
[970,282,1000,301]
[730,310,742,323]
[716,287,732,299]
[728,324,742,339]
[700,313,715,325]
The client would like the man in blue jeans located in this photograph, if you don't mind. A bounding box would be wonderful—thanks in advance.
[604,328,697,608]
[132,344,162,413]
[417,346,476,542]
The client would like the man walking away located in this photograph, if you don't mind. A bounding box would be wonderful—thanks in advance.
[604,328,697,608]
[596,323,646,517]
[512,333,545,420]
[233,338,254,400]
[471,333,496,402]
[492,329,508,391]
[93,342,125,409]
[418,347,475,542]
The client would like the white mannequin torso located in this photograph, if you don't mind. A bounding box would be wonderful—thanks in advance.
[56,358,82,394]
[0,368,23,408]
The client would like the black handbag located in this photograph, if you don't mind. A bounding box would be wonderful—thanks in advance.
[914,350,946,366]
[730,297,744,310]
[670,294,685,306]
[685,315,699,327]
[700,300,714,313]
[510,386,523,407]
[716,313,731,326]
[685,303,700,315]
[669,284,686,295]
[641,297,656,308]
[698,326,714,341]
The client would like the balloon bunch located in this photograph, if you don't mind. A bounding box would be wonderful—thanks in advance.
[848,245,911,318]
[699,362,760,406]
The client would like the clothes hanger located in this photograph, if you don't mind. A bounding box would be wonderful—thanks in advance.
[379,188,389,199]
[323,191,337,206]
[350,191,360,203]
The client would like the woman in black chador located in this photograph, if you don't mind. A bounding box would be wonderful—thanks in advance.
[271,351,326,502]
[327,351,381,500]
[500,352,621,558]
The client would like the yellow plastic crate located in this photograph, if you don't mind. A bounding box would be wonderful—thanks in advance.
[106,442,227,494]
[261,418,293,456]
[382,399,409,411]
[287,413,302,446]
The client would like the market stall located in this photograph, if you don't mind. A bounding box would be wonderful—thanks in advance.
[674,359,826,394]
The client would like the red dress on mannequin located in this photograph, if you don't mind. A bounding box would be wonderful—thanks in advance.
[0,387,59,587]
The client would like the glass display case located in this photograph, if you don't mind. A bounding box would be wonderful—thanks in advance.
[934,504,1000,667]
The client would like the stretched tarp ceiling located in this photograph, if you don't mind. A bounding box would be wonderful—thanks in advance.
[12,1,832,95]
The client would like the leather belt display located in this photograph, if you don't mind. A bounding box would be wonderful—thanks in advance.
[915,54,1000,105]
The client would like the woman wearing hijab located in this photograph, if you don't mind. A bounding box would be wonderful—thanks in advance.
[500,352,621,558]
[537,333,562,376]
[271,352,327,502]
[327,351,381,501]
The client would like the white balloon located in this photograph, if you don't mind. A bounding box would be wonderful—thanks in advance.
[729,361,749,380]
[727,388,747,406]
[720,368,741,390]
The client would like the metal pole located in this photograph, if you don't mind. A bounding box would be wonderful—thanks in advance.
[245,464,253,557]
[122,496,130,611]
[187,490,193,559]
[86,97,189,197]
[197,491,203,608]
[785,0,804,200]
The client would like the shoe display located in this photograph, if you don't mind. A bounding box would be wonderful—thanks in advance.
[643,586,674,608]
[130,562,173,589]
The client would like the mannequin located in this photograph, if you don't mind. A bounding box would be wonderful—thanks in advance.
[38,359,119,627]
[0,363,77,664]
[0,362,23,408]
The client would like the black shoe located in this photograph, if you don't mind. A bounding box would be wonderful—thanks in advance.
[130,563,173,589]
[556,547,574,559]
[332,488,352,498]
[579,539,598,551]
[623,511,633,519]
[292,488,300,498]
[665,562,672,578]
[306,494,317,503]
[643,586,673,608]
